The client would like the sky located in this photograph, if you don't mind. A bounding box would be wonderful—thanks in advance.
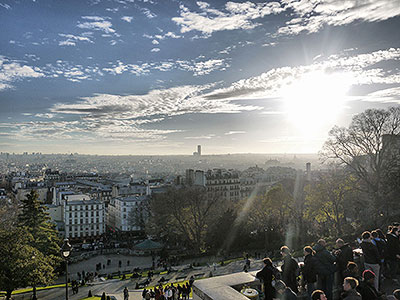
[1,0,400,155]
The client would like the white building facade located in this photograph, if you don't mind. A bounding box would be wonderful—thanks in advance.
[63,194,105,239]
[107,195,148,232]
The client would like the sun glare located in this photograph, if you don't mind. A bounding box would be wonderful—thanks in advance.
[282,71,351,137]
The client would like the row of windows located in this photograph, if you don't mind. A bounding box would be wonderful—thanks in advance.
[68,224,104,231]
[67,211,103,217]
[68,218,103,224]
[68,204,103,210]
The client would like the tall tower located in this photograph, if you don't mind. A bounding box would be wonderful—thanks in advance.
[197,145,202,156]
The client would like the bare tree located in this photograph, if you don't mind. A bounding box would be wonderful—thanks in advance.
[321,107,400,219]
[148,186,221,252]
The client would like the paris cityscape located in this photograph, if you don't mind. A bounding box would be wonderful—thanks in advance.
[1,0,400,300]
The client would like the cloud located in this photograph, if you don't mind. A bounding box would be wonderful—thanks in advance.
[151,48,160,52]
[51,85,261,121]
[278,0,400,36]
[10,85,256,141]
[0,3,11,9]
[44,60,103,82]
[121,16,133,22]
[77,16,115,33]
[205,48,400,101]
[141,7,156,18]
[152,39,159,45]
[102,61,151,75]
[225,131,246,135]
[101,57,230,76]
[58,33,93,46]
[0,56,44,90]
[362,87,400,103]
[143,31,182,41]
[184,134,216,139]
[177,59,229,76]
[172,1,284,35]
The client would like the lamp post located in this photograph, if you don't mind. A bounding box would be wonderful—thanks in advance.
[32,251,37,300]
[61,239,72,300]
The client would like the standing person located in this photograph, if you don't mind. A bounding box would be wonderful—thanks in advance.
[123,287,129,300]
[256,257,277,300]
[302,246,318,300]
[334,239,354,286]
[313,239,336,300]
[142,289,148,300]
[360,231,381,291]
[280,246,299,293]
[385,226,400,283]
[342,277,361,300]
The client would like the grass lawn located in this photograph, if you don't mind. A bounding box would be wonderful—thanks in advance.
[79,297,101,300]
[0,283,70,296]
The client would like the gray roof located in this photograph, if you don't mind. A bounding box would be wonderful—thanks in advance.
[134,239,163,250]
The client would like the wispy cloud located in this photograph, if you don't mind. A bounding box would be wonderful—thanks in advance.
[177,59,229,76]
[184,134,216,139]
[141,7,156,18]
[172,1,284,35]
[278,0,400,36]
[102,61,150,75]
[0,56,44,90]
[6,85,258,141]
[362,87,400,103]
[45,60,103,82]
[58,33,93,46]
[143,31,182,42]
[0,3,11,9]
[225,131,246,135]
[77,16,115,33]
[205,48,400,101]
[121,16,133,23]
[50,84,260,120]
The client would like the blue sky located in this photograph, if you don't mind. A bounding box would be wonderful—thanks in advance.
[1,0,400,155]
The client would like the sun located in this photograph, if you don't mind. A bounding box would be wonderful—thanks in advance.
[282,70,351,137]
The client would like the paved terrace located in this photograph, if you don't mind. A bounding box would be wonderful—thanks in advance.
[9,254,400,300]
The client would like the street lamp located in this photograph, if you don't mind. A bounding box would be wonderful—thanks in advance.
[32,251,37,300]
[61,239,72,300]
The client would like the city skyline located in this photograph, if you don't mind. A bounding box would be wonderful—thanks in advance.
[1,0,400,155]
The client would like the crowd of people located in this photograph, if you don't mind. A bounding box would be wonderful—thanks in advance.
[140,278,194,300]
[256,223,400,300]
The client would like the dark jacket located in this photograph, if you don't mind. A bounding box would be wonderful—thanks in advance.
[360,240,380,264]
[357,281,380,300]
[281,255,299,293]
[342,289,362,300]
[373,238,386,261]
[278,287,297,300]
[313,243,336,275]
[386,233,400,260]
[302,254,318,283]
[256,265,277,300]
[336,244,354,272]
[256,265,274,285]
